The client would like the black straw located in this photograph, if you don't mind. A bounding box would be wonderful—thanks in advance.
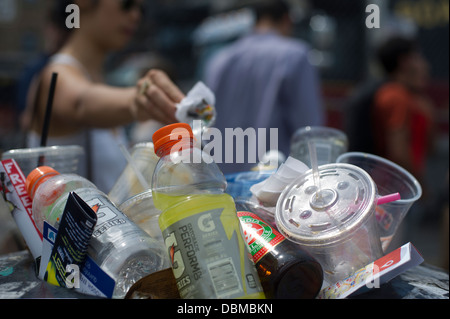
[40,72,58,147]
[38,72,58,168]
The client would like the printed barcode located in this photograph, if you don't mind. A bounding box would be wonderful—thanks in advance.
[208,258,242,298]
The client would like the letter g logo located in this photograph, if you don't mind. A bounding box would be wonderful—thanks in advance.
[198,213,215,232]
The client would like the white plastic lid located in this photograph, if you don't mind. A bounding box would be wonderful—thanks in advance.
[275,163,377,246]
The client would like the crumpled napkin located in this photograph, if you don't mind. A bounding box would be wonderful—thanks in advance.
[250,157,309,206]
[175,81,216,127]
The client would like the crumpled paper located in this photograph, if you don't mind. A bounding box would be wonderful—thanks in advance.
[175,81,216,127]
[250,157,309,206]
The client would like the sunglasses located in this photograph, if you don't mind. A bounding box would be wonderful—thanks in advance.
[120,0,145,13]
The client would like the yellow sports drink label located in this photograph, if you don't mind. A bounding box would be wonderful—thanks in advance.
[156,193,265,299]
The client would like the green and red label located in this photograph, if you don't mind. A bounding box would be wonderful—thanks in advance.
[237,211,285,263]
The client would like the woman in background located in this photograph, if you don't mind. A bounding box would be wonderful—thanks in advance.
[24,0,184,192]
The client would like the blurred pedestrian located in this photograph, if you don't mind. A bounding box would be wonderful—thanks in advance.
[372,36,435,181]
[23,0,184,192]
[204,0,325,173]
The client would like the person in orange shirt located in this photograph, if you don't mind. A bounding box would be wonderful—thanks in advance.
[372,36,435,180]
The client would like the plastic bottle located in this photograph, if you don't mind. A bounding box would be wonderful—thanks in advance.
[26,166,169,299]
[151,123,265,299]
[236,205,324,299]
[289,126,348,167]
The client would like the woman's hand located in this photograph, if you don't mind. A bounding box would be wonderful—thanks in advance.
[134,69,185,124]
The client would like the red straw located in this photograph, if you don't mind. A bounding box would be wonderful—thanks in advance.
[377,193,401,205]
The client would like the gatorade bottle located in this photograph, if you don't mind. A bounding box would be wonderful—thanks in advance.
[236,204,323,299]
[26,167,169,299]
[151,123,265,299]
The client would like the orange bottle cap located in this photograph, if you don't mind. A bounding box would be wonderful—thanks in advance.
[26,166,60,199]
[152,123,193,156]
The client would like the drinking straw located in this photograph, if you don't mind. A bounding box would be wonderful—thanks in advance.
[40,72,58,147]
[119,144,150,190]
[38,72,58,167]
[308,140,322,197]
[377,193,401,205]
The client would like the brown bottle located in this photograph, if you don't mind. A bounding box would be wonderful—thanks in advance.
[237,207,323,299]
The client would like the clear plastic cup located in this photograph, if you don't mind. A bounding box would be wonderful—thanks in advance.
[108,143,159,206]
[336,152,422,251]
[1,145,84,176]
[118,190,163,245]
[290,126,348,167]
[275,163,383,285]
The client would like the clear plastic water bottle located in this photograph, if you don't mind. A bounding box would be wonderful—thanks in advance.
[151,123,265,299]
[290,126,349,167]
[26,166,169,299]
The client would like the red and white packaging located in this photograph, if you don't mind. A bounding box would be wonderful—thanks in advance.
[0,159,42,259]
[318,242,424,299]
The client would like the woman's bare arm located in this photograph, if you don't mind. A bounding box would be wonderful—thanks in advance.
[33,65,183,136]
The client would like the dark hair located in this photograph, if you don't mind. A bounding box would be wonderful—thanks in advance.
[376,36,418,74]
[47,0,72,27]
[252,0,290,23]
